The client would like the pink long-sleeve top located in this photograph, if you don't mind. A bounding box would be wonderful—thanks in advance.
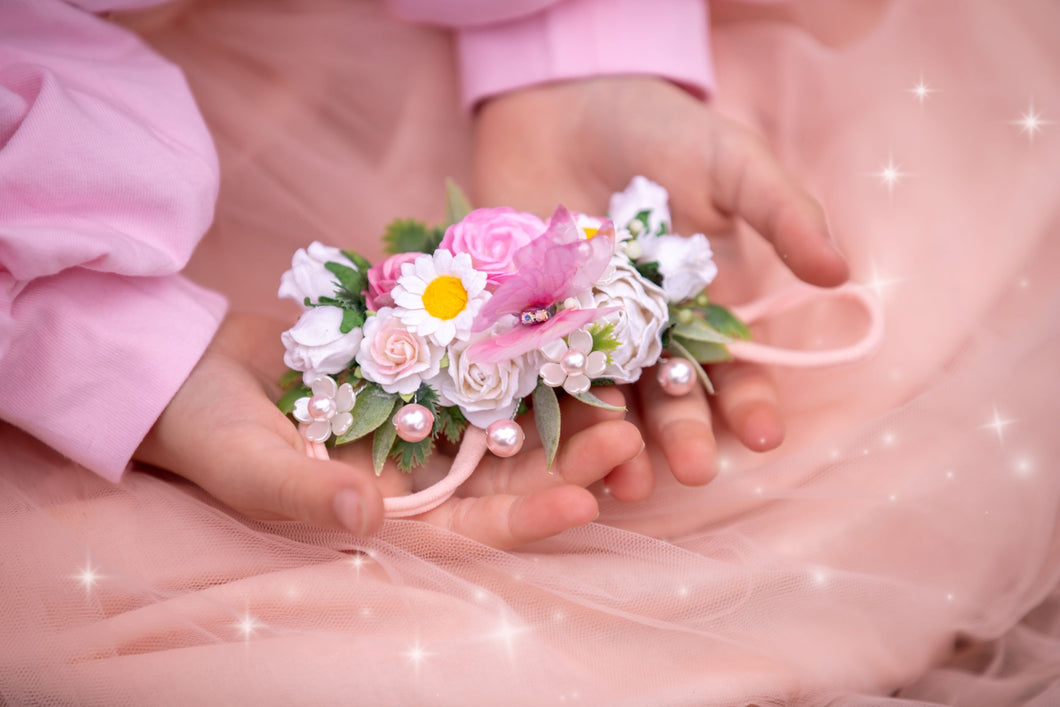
[0,0,711,482]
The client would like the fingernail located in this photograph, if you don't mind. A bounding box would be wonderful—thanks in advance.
[634,442,646,460]
[333,489,364,535]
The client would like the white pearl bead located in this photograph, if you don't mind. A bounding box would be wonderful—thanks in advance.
[393,404,434,443]
[308,394,337,421]
[486,420,525,458]
[657,358,697,396]
[560,349,587,376]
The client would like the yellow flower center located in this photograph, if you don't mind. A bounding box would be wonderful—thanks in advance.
[582,226,600,239]
[422,275,468,320]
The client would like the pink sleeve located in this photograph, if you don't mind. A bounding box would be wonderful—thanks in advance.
[0,0,227,482]
[386,0,714,111]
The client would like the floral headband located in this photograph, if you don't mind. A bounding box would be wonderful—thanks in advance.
[277,177,883,517]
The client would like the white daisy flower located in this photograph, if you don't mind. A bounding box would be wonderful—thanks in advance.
[391,249,489,347]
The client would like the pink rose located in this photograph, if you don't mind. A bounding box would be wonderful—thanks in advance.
[439,207,546,286]
[365,252,419,311]
[355,308,444,395]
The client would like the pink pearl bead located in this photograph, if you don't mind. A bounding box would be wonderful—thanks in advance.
[308,394,337,421]
[393,404,434,443]
[657,358,697,396]
[560,349,587,376]
[486,419,525,458]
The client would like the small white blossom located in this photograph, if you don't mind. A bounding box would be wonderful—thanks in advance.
[281,306,363,384]
[608,176,672,236]
[540,329,606,395]
[293,376,356,443]
[278,242,355,307]
[639,232,717,302]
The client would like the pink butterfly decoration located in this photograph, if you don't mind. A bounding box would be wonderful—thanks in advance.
[467,206,616,364]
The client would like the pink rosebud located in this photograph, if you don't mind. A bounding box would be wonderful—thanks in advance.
[439,207,546,287]
[365,252,420,311]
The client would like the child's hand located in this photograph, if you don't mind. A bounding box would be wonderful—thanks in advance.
[471,76,849,497]
[135,314,643,548]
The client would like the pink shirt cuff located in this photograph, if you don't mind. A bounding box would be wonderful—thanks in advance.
[456,0,714,110]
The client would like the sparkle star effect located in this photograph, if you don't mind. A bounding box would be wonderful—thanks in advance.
[233,612,265,641]
[402,642,433,676]
[1012,102,1053,143]
[490,616,530,662]
[981,406,1016,445]
[871,155,909,195]
[908,76,935,104]
[863,257,905,300]
[72,559,103,595]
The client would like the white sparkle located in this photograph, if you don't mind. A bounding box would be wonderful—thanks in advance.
[491,616,529,661]
[360,607,373,618]
[233,612,264,640]
[864,258,905,300]
[945,593,955,602]
[882,431,896,446]
[812,569,829,586]
[349,554,368,574]
[888,493,898,502]
[1018,277,1031,290]
[717,455,732,472]
[676,585,689,598]
[754,485,763,495]
[553,610,566,623]
[829,449,841,460]
[1012,102,1052,142]
[981,406,1016,445]
[402,642,432,675]
[945,470,955,480]
[870,153,909,194]
[72,559,103,595]
[909,76,935,104]
[474,589,488,602]
[862,448,871,456]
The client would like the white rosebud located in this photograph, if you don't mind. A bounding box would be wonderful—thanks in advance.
[278,241,355,307]
[608,176,672,236]
[355,307,444,396]
[591,260,670,384]
[281,306,363,383]
[433,333,540,428]
[640,233,718,303]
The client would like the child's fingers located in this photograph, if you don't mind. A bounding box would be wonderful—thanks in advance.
[708,121,849,288]
[420,485,599,550]
[711,362,784,452]
[638,367,718,486]
[451,419,644,498]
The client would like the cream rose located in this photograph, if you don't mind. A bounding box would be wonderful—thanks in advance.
[281,306,363,383]
[356,307,444,395]
[433,334,540,428]
[591,259,670,384]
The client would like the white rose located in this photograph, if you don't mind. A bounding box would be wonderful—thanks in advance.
[608,176,671,236]
[282,306,363,383]
[278,241,355,307]
[591,260,669,384]
[356,308,444,396]
[433,334,540,428]
[640,232,718,303]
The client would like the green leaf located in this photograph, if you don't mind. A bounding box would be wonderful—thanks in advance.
[341,250,373,274]
[276,383,310,416]
[666,339,716,394]
[587,321,620,355]
[700,303,752,341]
[444,178,473,226]
[335,386,400,444]
[434,405,468,445]
[371,416,398,476]
[634,260,663,287]
[532,382,561,469]
[325,261,367,296]
[671,317,735,345]
[339,307,365,334]
[278,368,302,389]
[383,218,433,255]
[570,390,626,413]
[670,335,732,364]
[390,436,434,474]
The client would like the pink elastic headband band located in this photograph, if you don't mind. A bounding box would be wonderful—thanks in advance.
[309,283,884,519]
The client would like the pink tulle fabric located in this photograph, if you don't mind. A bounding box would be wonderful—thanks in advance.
[2,0,1059,704]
